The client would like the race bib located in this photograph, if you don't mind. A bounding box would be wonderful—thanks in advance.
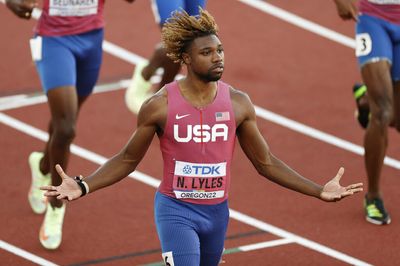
[29,36,42,61]
[355,33,372,57]
[173,161,226,200]
[49,0,99,17]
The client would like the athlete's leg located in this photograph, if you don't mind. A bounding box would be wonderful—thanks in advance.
[361,61,393,199]
[393,81,400,131]
[40,95,89,178]
[198,201,229,266]
[142,43,181,91]
[154,192,201,266]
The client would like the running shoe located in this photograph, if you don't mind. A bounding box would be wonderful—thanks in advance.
[28,152,51,214]
[353,83,369,129]
[125,61,152,114]
[364,195,391,225]
[39,204,66,250]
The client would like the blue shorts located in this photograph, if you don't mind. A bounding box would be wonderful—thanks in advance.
[154,191,229,266]
[356,14,400,80]
[33,28,103,96]
[151,0,207,26]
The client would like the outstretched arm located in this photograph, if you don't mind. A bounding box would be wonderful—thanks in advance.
[41,92,167,200]
[5,0,38,19]
[333,0,358,21]
[233,90,362,202]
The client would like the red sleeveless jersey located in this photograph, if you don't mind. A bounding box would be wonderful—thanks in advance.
[36,0,105,36]
[360,0,400,24]
[159,81,236,205]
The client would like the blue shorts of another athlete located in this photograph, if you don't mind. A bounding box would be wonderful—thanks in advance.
[34,28,103,96]
[356,14,400,81]
[151,0,207,26]
[154,191,229,266]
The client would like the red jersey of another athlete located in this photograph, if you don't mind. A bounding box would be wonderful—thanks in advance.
[159,81,236,205]
[36,0,105,36]
[360,0,400,24]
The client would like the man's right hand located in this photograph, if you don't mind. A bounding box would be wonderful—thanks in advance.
[40,164,83,201]
[6,0,38,19]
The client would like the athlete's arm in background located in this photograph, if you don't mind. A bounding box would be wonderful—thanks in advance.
[5,0,38,19]
[231,88,363,202]
[41,90,168,201]
[333,0,358,21]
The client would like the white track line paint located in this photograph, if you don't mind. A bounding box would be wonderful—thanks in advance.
[237,238,294,252]
[237,0,355,48]
[254,106,400,169]
[0,240,58,266]
[0,112,372,266]
[0,80,131,111]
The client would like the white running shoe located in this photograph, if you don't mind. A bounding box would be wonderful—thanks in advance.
[39,204,66,250]
[28,152,51,214]
[125,61,153,114]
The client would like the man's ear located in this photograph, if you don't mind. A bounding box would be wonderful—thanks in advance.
[182,53,191,65]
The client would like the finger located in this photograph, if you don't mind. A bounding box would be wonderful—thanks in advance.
[44,191,60,197]
[57,194,67,200]
[348,187,363,194]
[350,10,358,22]
[340,191,355,197]
[40,185,57,191]
[345,183,363,190]
[333,167,344,182]
[55,164,68,179]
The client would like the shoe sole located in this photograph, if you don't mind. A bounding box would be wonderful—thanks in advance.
[365,216,391,225]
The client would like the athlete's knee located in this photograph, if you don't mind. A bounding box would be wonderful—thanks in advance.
[52,120,76,143]
[370,104,393,128]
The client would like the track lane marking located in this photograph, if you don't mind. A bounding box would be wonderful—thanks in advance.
[237,0,355,48]
[0,240,58,266]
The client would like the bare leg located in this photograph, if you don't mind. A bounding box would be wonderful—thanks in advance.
[361,60,393,200]
[40,94,89,176]
[393,81,400,131]
[141,43,181,91]
[44,86,89,208]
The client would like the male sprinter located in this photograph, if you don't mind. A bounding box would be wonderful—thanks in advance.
[42,9,363,265]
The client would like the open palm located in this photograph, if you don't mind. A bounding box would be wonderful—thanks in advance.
[320,167,363,202]
[40,164,82,201]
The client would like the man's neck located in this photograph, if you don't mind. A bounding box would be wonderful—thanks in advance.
[178,77,218,108]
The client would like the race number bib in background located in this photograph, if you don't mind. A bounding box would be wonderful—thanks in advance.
[29,36,42,61]
[49,0,98,17]
[355,33,372,57]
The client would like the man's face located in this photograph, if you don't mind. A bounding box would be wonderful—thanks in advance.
[184,34,224,82]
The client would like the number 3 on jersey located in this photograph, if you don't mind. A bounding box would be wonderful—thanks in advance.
[162,251,175,266]
[356,33,372,57]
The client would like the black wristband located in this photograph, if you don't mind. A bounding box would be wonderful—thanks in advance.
[74,175,87,196]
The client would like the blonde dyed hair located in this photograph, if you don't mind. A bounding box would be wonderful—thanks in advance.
[162,8,219,63]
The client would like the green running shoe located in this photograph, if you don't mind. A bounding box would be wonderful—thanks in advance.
[28,152,51,214]
[353,83,370,129]
[364,195,391,225]
[125,61,152,114]
[39,204,66,250]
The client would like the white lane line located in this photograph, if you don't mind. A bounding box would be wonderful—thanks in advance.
[0,240,58,266]
[0,79,131,111]
[0,112,372,266]
[237,0,355,48]
[236,238,294,252]
[255,106,400,169]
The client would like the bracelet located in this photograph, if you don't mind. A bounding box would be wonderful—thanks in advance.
[74,175,90,196]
